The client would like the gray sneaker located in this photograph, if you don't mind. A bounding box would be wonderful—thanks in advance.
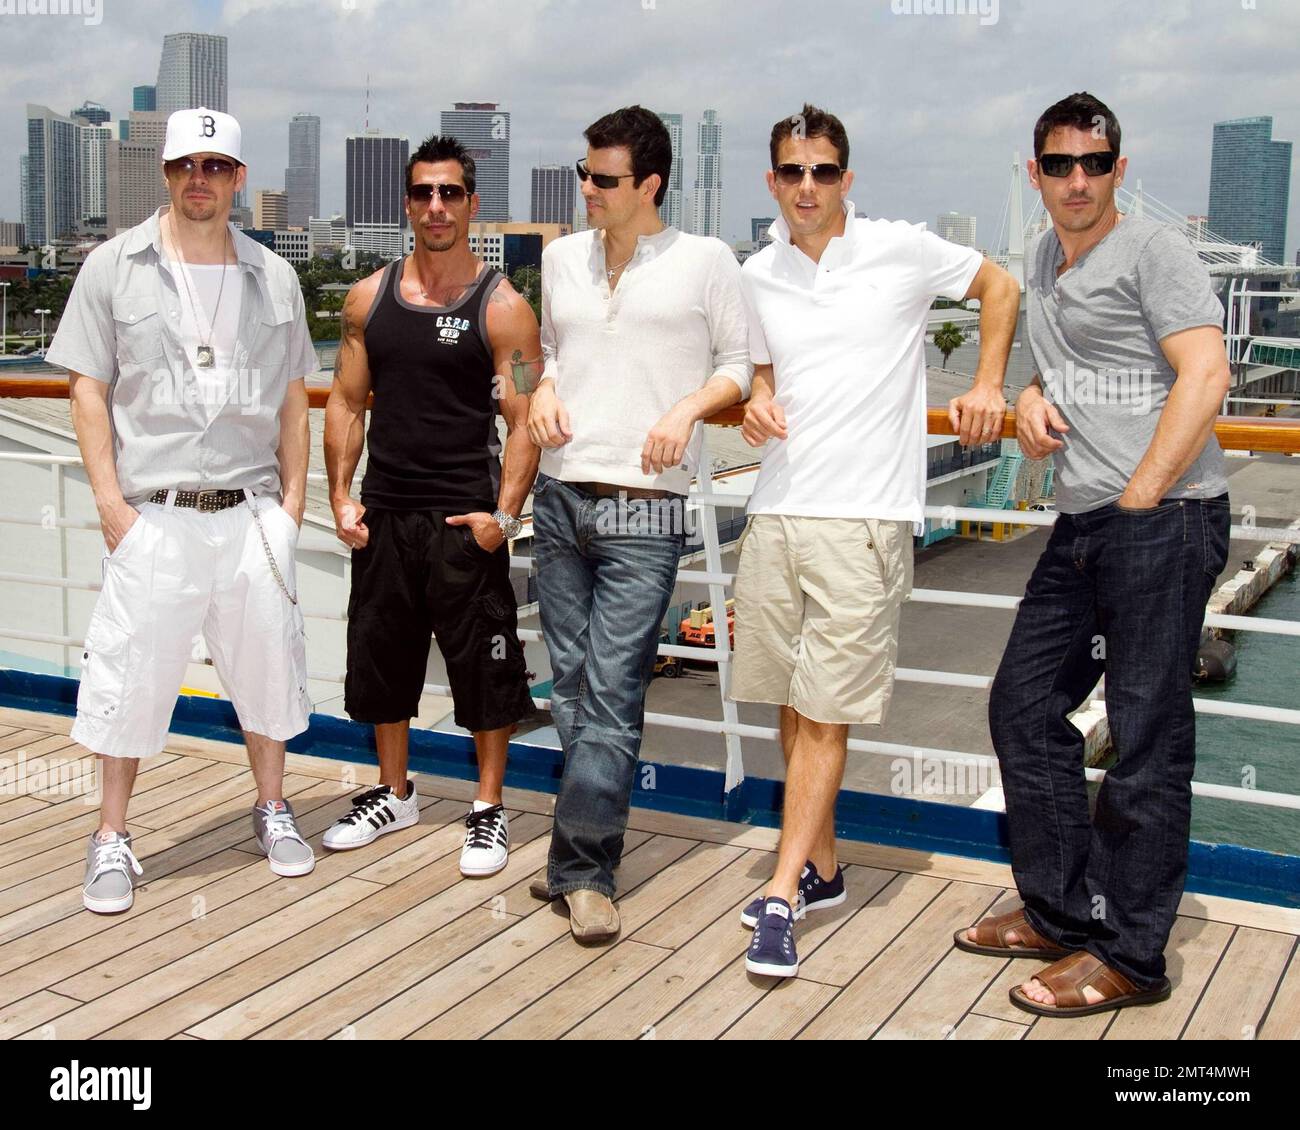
[252,799,316,877]
[82,830,143,914]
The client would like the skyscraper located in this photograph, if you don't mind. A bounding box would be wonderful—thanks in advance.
[24,105,81,246]
[439,103,510,222]
[69,103,112,226]
[107,138,168,235]
[530,164,575,226]
[1208,116,1292,265]
[19,156,29,239]
[156,32,228,114]
[751,217,774,247]
[693,109,722,240]
[70,101,111,127]
[133,85,157,112]
[346,131,410,259]
[78,123,113,224]
[936,212,977,248]
[285,113,320,229]
[255,190,288,230]
[656,111,684,230]
[125,110,169,150]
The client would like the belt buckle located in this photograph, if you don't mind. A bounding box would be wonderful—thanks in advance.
[196,489,225,513]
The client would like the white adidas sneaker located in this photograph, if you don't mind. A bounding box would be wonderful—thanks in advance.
[322,781,419,851]
[459,802,509,877]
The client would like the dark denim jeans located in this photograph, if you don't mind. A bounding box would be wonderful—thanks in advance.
[532,473,687,897]
[989,495,1230,988]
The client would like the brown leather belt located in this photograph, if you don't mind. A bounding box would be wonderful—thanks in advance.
[148,488,246,512]
[571,481,676,500]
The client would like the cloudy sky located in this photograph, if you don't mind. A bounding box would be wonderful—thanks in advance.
[2,0,1297,258]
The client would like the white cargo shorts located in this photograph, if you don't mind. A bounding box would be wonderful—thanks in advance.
[71,494,312,759]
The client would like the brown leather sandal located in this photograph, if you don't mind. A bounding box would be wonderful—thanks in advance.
[1009,951,1172,1017]
[953,908,1072,960]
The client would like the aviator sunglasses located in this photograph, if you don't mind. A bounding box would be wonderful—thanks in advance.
[407,182,469,203]
[773,163,845,186]
[1037,151,1118,178]
[163,157,239,180]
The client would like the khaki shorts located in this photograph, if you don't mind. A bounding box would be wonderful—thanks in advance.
[729,515,913,725]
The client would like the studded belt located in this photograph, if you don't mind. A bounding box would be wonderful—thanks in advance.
[148,488,246,513]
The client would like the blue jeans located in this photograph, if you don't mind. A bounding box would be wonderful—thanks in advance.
[532,473,687,897]
[989,495,1230,988]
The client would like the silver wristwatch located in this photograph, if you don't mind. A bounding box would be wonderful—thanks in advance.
[492,509,523,540]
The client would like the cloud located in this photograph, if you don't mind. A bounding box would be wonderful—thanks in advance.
[1,0,1297,257]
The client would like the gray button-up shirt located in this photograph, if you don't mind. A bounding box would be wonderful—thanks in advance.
[47,206,319,505]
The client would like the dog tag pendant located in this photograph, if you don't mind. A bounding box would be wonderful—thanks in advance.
[196,345,215,368]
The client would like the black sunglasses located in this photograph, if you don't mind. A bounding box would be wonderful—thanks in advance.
[407,182,469,203]
[773,163,844,187]
[163,157,239,181]
[1037,152,1117,178]
[576,159,637,190]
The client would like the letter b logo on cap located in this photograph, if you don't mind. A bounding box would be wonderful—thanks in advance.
[199,114,216,138]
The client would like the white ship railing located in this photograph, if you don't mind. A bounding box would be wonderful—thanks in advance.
[2,404,1299,821]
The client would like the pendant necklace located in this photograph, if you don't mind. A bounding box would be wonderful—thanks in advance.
[170,213,232,369]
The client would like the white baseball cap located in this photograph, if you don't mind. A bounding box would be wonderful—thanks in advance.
[161,107,243,164]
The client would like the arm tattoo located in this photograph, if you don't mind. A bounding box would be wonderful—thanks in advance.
[508,349,543,395]
[341,300,360,349]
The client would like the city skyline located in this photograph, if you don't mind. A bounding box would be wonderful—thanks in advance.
[0,1,1297,257]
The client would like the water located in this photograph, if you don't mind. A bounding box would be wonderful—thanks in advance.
[1191,569,1300,855]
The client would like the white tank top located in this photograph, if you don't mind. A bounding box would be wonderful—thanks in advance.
[168,257,243,417]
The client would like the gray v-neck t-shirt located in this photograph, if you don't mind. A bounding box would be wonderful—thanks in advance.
[1025,216,1227,514]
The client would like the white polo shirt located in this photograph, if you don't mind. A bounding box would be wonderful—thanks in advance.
[741,201,983,523]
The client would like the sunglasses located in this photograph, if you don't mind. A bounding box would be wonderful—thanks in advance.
[575,159,637,190]
[407,182,469,204]
[163,157,239,181]
[1037,152,1117,178]
[773,163,844,187]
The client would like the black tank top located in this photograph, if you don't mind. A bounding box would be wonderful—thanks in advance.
[360,257,503,511]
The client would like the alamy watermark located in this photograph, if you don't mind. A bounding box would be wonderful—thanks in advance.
[890,0,999,27]
[150,365,266,415]
[0,0,103,26]
[891,751,1001,798]
[1042,360,1154,415]
[590,494,702,543]
[0,751,100,803]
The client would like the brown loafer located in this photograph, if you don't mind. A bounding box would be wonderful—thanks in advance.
[953,908,1073,960]
[1009,951,1172,1017]
[528,876,553,901]
[564,889,619,943]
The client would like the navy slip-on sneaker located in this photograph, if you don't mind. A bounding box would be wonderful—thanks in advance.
[745,897,799,978]
[740,860,846,928]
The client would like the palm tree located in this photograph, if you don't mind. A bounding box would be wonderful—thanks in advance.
[933,322,965,370]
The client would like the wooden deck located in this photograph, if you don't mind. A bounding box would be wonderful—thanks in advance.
[1,704,1298,1041]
